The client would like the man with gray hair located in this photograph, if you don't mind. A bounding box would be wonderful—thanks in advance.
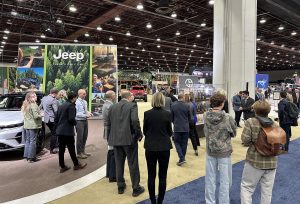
[107,90,145,197]
[102,90,116,182]
[40,88,59,154]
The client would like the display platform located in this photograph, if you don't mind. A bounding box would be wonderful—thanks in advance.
[0,120,107,203]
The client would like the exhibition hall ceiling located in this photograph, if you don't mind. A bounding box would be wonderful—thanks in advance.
[0,0,299,72]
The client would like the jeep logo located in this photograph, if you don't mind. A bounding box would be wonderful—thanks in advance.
[53,49,84,61]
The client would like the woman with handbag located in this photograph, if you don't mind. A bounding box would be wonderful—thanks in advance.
[22,91,43,163]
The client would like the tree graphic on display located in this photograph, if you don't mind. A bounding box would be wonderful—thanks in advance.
[46,45,90,94]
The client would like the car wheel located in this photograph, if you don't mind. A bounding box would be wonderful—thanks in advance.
[36,126,46,153]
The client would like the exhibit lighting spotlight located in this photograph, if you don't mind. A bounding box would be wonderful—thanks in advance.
[171,11,177,18]
[291,31,297,36]
[259,18,266,24]
[146,22,152,29]
[69,4,77,12]
[126,31,131,36]
[3,36,8,40]
[35,39,40,43]
[41,34,46,38]
[137,3,143,10]
[278,25,284,30]
[196,33,201,38]
[209,0,214,5]
[176,30,180,36]
[11,9,18,16]
[97,26,102,31]
[109,36,113,41]
[84,32,90,37]
[201,22,206,27]
[115,16,121,22]
[4,29,10,34]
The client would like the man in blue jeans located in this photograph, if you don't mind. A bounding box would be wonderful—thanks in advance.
[171,93,191,166]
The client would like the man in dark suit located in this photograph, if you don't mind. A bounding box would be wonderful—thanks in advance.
[240,90,255,120]
[107,90,145,197]
[292,88,300,108]
[55,92,87,173]
[171,93,191,166]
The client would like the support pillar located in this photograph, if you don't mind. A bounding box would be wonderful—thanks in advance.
[213,0,257,114]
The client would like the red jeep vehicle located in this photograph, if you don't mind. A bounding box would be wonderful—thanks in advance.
[130,86,147,102]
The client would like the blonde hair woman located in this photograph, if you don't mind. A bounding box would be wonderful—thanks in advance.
[144,92,173,204]
[57,89,67,105]
[22,92,43,163]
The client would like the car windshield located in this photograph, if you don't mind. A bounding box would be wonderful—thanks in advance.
[132,87,144,90]
[0,96,24,110]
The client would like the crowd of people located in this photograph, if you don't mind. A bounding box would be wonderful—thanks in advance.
[20,85,299,204]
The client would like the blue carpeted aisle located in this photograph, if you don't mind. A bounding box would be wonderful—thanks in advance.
[139,138,300,204]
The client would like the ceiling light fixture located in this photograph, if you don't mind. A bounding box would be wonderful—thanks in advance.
[271,41,274,45]
[69,4,77,12]
[126,31,131,36]
[138,42,142,45]
[268,50,272,53]
[157,38,160,41]
[257,48,261,51]
[4,29,10,34]
[281,44,285,47]
[84,32,90,37]
[99,42,103,46]
[109,36,113,41]
[115,16,121,22]
[157,44,161,48]
[278,25,284,30]
[201,22,206,27]
[97,26,102,31]
[74,39,78,43]
[291,31,297,36]
[175,30,180,36]
[35,39,40,43]
[146,22,152,29]
[136,3,143,10]
[193,44,196,47]
[208,0,215,5]
[142,48,145,52]
[259,18,266,24]
[196,34,201,38]
[1,41,6,44]
[56,18,63,24]
[291,47,295,50]
[171,11,177,18]
[41,34,46,38]
[176,47,179,51]
[3,36,8,40]
[11,9,18,16]
[257,38,261,41]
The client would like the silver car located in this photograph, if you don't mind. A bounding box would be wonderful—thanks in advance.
[0,93,46,152]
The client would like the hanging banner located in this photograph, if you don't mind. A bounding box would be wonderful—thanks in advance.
[256,74,269,89]
[178,75,199,89]
[17,43,118,116]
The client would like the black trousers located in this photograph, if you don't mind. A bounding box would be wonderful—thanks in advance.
[46,122,57,151]
[58,136,79,168]
[189,123,200,150]
[106,149,116,180]
[234,111,242,126]
[146,150,170,204]
[114,143,140,190]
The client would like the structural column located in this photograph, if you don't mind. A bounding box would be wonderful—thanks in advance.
[213,0,257,113]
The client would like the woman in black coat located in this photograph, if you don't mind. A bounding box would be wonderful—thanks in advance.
[143,92,173,204]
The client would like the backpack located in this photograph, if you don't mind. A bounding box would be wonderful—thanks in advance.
[255,125,286,156]
[287,102,299,119]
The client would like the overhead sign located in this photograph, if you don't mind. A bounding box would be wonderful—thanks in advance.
[178,75,199,89]
[256,74,269,89]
